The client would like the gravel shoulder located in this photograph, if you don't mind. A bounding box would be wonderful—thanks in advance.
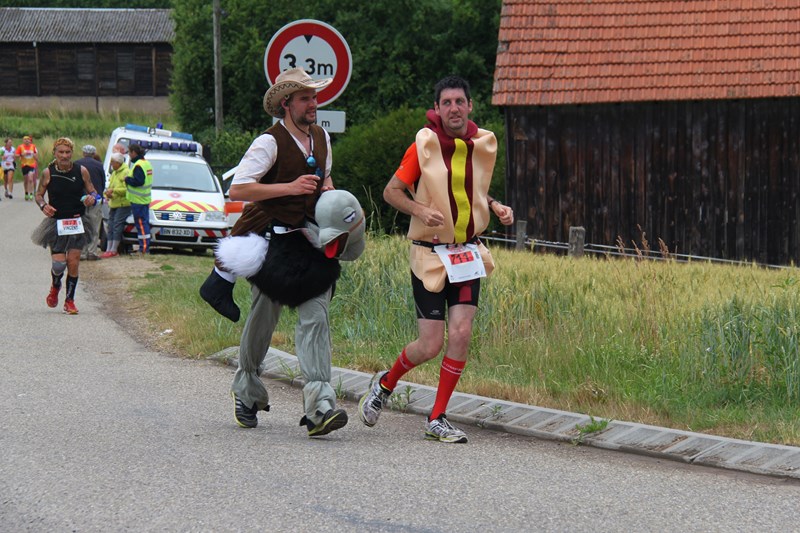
[80,254,180,354]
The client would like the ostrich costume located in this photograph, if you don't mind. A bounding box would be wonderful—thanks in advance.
[214,189,365,306]
[220,189,365,428]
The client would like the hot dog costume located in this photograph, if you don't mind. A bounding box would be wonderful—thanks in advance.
[406,109,496,291]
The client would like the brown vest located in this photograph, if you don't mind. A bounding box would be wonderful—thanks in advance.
[230,123,328,236]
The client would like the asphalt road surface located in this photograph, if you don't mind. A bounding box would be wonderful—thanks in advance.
[2,196,799,532]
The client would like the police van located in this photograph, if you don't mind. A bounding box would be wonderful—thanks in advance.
[104,124,229,252]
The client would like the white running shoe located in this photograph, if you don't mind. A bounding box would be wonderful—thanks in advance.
[425,415,468,443]
[358,371,391,427]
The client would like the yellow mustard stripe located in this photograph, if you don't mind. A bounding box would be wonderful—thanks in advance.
[451,139,470,243]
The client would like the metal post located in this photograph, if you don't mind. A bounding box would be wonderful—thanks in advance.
[568,226,585,257]
[515,220,527,250]
[213,0,224,135]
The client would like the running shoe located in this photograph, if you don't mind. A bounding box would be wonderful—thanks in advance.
[46,286,60,308]
[358,371,391,427]
[301,408,348,437]
[63,299,79,315]
[232,391,258,428]
[425,414,468,443]
[100,251,119,258]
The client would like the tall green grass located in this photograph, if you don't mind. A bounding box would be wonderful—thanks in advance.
[1,107,174,141]
[129,237,800,445]
[1,108,172,183]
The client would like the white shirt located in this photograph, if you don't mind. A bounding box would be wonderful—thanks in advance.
[1,145,15,170]
[231,120,332,186]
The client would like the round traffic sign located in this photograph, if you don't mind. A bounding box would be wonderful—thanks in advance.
[264,19,352,108]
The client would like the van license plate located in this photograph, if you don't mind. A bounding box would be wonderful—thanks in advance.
[160,228,195,237]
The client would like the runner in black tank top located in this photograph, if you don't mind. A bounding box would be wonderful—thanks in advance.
[31,137,99,315]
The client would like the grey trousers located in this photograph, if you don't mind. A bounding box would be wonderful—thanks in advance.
[231,282,336,425]
[82,203,103,256]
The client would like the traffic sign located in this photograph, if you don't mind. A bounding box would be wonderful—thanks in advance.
[315,110,346,133]
[264,19,352,108]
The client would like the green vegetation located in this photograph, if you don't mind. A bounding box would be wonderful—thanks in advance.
[171,0,503,134]
[120,236,800,447]
[0,108,174,185]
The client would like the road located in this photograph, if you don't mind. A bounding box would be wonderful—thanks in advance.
[1,196,798,532]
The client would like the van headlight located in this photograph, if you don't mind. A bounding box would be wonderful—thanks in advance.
[205,211,227,222]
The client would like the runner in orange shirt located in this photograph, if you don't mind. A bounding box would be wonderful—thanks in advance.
[15,135,39,201]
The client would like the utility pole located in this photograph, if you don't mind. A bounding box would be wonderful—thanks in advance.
[212,0,223,135]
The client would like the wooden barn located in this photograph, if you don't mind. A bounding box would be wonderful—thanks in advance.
[493,0,800,265]
[0,7,174,113]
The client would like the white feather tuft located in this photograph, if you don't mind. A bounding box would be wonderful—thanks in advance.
[214,233,269,278]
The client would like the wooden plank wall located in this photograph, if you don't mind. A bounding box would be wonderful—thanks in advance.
[0,43,172,98]
[506,99,800,265]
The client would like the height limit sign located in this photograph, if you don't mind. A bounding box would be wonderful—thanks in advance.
[264,19,351,131]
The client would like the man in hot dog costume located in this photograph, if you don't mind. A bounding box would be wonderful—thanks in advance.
[358,76,514,443]
[201,68,364,436]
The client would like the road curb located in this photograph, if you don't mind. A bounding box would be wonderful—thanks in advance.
[211,346,800,480]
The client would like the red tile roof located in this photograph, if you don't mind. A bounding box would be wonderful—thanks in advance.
[493,0,800,106]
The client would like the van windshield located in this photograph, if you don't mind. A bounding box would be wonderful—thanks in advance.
[149,159,219,193]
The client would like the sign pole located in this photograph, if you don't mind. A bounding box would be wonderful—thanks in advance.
[213,0,224,135]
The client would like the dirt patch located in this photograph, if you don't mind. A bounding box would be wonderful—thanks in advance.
[80,254,180,354]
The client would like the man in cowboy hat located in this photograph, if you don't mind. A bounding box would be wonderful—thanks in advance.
[200,67,351,437]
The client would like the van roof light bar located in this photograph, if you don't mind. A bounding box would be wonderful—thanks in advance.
[124,123,194,141]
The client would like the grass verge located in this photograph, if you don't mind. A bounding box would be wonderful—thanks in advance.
[91,236,800,446]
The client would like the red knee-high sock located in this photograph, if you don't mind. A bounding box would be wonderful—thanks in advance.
[380,348,417,392]
[429,356,466,421]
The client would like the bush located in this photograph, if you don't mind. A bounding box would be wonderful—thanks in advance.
[332,106,426,234]
[200,128,261,172]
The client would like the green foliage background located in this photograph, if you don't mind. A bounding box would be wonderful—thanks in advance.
[170,0,506,234]
[170,0,503,135]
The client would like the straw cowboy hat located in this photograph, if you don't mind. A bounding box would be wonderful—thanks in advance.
[263,67,332,118]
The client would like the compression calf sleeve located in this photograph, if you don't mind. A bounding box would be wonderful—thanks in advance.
[65,275,78,300]
[429,356,466,421]
[51,260,66,288]
[381,348,417,391]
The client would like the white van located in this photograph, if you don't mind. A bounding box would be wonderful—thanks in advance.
[104,124,229,251]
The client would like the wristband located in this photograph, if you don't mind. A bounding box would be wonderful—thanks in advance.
[488,199,496,208]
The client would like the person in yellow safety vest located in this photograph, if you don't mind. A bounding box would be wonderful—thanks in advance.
[125,144,153,254]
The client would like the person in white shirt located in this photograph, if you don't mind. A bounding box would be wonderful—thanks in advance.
[1,137,16,199]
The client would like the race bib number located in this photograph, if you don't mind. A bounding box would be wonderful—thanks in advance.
[433,243,487,283]
[57,217,85,236]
